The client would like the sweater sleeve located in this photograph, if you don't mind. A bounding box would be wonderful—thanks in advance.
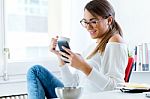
[60,64,79,87]
[86,42,128,91]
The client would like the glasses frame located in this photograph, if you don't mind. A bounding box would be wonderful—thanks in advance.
[80,18,103,28]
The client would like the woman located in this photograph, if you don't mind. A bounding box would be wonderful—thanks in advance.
[27,0,128,98]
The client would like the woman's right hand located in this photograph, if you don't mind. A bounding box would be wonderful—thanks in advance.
[49,36,65,66]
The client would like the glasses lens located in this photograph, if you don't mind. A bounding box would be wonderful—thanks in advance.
[90,20,98,24]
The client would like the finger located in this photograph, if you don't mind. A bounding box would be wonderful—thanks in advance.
[59,51,70,58]
[50,38,58,50]
[62,46,73,55]
[60,56,70,63]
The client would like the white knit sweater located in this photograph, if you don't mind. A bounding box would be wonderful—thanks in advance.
[60,42,128,93]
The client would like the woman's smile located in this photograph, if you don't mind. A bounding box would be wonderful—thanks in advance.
[88,30,97,36]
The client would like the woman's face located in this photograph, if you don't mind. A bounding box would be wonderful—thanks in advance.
[82,9,109,40]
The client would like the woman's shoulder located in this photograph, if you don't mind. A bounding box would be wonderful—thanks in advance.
[106,34,127,49]
[108,34,125,43]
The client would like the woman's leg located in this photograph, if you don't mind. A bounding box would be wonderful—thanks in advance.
[27,65,64,99]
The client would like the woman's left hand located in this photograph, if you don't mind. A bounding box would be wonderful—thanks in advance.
[60,46,92,75]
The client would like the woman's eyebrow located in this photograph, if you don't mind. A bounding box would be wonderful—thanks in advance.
[83,18,98,21]
[89,18,98,21]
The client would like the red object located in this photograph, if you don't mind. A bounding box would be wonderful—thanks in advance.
[124,57,134,82]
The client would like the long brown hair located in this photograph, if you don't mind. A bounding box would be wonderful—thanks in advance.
[86,0,123,59]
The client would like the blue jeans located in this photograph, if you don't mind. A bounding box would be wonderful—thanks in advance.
[27,65,64,99]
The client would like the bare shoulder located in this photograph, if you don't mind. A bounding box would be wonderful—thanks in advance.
[108,34,125,43]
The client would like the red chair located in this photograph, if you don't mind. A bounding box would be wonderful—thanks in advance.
[124,57,134,82]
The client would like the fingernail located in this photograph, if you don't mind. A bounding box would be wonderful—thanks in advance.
[62,46,65,49]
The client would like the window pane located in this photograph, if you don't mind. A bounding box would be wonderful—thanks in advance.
[4,0,49,61]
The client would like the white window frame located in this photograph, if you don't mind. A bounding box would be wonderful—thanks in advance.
[0,0,5,77]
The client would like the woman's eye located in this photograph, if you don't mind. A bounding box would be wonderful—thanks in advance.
[84,21,89,24]
[91,21,97,24]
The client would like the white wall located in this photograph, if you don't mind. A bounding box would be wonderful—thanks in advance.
[69,0,93,53]
[48,0,62,35]
[110,0,150,53]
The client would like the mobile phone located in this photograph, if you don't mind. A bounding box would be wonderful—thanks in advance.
[57,40,70,55]
[57,38,70,63]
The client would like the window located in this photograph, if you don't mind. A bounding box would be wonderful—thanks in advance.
[0,0,51,81]
[5,0,49,61]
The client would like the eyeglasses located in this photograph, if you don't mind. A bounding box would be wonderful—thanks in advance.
[80,18,102,28]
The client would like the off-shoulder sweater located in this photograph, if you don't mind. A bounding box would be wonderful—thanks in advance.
[60,42,128,93]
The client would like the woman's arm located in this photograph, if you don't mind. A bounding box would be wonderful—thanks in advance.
[86,42,128,91]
